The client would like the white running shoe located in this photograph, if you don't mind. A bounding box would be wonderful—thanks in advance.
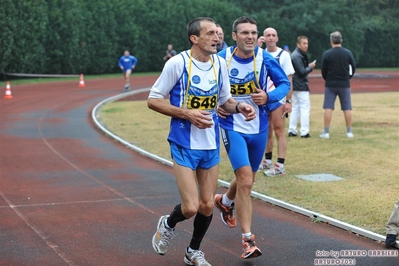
[152,215,175,255]
[184,248,211,266]
[264,164,285,177]
[258,160,272,171]
[319,132,330,139]
[346,132,354,138]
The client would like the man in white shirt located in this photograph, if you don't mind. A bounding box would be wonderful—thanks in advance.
[257,27,295,176]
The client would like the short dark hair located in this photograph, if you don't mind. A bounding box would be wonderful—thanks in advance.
[296,36,308,44]
[330,31,342,44]
[232,16,257,33]
[187,17,215,46]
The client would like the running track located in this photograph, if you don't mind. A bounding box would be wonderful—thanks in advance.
[0,72,398,266]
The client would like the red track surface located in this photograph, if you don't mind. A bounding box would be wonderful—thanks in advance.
[0,71,398,266]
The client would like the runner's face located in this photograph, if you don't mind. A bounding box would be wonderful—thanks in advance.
[195,21,219,55]
[233,23,258,54]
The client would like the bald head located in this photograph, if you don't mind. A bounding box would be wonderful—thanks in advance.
[263,27,278,37]
[262,27,279,51]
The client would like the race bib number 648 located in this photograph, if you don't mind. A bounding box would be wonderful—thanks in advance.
[187,94,218,110]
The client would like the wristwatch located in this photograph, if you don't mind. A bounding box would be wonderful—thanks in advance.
[286,99,292,104]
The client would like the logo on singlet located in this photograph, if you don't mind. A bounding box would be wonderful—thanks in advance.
[192,75,201,84]
[230,68,239,77]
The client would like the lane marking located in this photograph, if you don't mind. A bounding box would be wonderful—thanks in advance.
[0,189,77,266]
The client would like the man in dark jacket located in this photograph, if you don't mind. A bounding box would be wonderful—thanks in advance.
[288,36,316,138]
[319,31,356,139]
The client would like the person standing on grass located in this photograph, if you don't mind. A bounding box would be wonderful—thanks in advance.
[288,36,316,138]
[118,50,138,92]
[148,17,256,266]
[163,44,177,61]
[319,31,356,139]
[385,198,399,248]
[257,27,295,177]
[214,16,290,260]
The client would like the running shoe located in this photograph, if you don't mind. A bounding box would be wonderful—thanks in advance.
[264,164,285,177]
[241,234,262,259]
[152,215,175,255]
[258,159,272,171]
[214,194,236,228]
[319,132,330,139]
[346,132,354,138]
[184,248,211,266]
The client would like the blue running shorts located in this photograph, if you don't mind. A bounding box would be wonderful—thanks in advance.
[220,128,268,172]
[170,142,220,170]
[267,101,283,113]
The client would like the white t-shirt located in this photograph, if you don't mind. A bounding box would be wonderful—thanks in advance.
[266,47,295,92]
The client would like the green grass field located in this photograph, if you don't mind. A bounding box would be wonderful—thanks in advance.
[3,70,398,235]
[100,91,399,235]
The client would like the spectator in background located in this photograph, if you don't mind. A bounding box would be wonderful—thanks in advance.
[118,50,138,91]
[385,198,399,248]
[283,45,291,56]
[163,44,177,61]
[216,24,228,52]
[257,27,295,177]
[319,31,356,139]
[288,36,316,138]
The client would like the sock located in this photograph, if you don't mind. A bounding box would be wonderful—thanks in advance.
[324,127,330,134]
[222,194,234,207]
[347,127,352,133]
[242,232,252,242]
[187,246,195,253]
[164,219,172,229]
[277,158,285,165]
[265,152,272,160]
[189,212,212,250]
[167,204,187,228]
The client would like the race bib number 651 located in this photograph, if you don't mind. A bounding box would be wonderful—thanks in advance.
[230,80,256,95]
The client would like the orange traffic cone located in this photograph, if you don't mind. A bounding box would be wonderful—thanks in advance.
[79,73,85,87]
[4,81,13,99]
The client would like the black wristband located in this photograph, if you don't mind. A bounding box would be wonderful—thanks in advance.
[236,103,241,113]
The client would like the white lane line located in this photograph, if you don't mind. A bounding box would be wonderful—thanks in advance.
[0,189,77,266]
[92,88,399,248]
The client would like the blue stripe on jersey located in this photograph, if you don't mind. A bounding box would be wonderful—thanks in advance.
[218,46,290,134]
[166,52,228,150]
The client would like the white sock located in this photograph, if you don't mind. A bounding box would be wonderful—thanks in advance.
[222,194,234,207]
[187,247,195,253]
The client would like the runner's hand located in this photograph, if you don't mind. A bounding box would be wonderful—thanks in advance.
[186,110,214,129]
[251,88,268,105]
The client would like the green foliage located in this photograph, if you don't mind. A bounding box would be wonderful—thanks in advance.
[0,0,398,77]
